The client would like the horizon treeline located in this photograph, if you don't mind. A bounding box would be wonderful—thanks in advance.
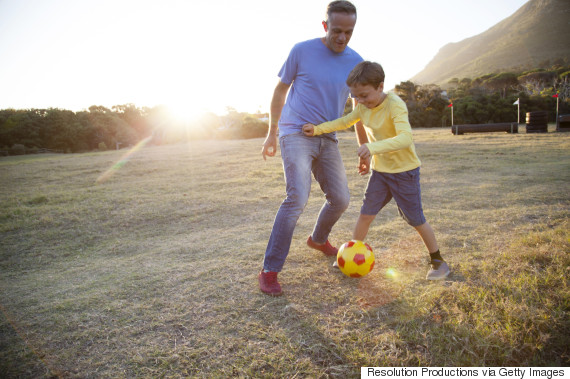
[396,64,570,128]
[0,104,269,155]
[1,65,569,155]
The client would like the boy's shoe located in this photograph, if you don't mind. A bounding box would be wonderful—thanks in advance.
[258,270,283,296]
[307,236,338,256]
[332,260,339,268]
[426,260,450,280]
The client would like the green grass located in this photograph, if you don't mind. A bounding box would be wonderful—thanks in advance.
[1,126,569,377]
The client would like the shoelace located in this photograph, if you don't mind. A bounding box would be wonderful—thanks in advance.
[430,259,443,270]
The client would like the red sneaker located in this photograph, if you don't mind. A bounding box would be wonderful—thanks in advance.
[307,236,338,256]
[258,270,283,296]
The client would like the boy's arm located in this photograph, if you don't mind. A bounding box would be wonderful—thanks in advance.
[312,108,360,135]
[364,102,413,155]
[262,80,290,160]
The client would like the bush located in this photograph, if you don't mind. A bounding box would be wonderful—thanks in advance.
[98,142,107,151]
[239,119,268,139]
[10,144,25,155]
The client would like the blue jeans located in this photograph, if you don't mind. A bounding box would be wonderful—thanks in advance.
[263,133,350,272]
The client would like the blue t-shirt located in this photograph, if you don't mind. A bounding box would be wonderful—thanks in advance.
[278,38,363,137]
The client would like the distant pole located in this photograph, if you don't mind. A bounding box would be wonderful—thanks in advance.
[513,98,520,124]
[554,93,559,122]
[448,102,454,132]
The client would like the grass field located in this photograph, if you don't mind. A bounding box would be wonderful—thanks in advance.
[1,126,569,377]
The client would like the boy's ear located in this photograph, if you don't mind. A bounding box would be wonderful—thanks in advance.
[378,82,384,91]
[322,21,328,32]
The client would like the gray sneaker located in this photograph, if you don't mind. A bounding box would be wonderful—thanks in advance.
[426,260,450,280]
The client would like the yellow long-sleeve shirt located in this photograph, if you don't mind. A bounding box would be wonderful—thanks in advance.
[313,92,421,173]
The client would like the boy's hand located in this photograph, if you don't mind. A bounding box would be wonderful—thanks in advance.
[358,156,370,176]
[302,123,315,136]
[357,144,371,160]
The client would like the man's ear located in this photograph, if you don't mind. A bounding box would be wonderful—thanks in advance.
[322,20,328,32]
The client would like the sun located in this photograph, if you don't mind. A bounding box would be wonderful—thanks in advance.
[153,97,220,142]
[165,101,204,125]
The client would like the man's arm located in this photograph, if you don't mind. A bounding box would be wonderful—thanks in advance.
[262,80,291,160]
[353,99,370,175]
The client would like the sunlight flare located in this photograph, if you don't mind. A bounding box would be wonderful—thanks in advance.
[386,267,398,279]
[95,136,152,184]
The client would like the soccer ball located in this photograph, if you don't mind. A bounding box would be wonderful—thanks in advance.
[337,240,375,278]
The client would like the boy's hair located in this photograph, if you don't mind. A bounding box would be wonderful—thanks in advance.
[346,61,385,89]
[325,1,357,22]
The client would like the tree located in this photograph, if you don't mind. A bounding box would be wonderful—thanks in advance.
[483,73,519,98]
[42,109,79,151]
[397,82,448,127]
[518,71,557,96]
[112,104,152,139]
[395,81,417,104]
[87,106,137,149]
[0,109,23,148]
[448,78,459,86]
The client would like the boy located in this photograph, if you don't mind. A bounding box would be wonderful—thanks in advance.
[302,61,450,280]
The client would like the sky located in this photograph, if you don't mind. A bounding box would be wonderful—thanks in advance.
[0,0,529,117]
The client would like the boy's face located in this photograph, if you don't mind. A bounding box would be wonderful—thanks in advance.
[350,83,384,109]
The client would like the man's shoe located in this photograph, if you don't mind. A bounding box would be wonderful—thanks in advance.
[307,236,338,256]
[426,260,450,280]
[259,270,283,296]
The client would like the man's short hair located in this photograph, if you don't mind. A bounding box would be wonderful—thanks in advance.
[346,61,385,89]
[326,1,357,22]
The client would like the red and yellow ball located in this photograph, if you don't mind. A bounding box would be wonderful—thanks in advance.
[337,240,375,278]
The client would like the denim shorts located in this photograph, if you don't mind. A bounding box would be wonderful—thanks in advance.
[361,167,426,227]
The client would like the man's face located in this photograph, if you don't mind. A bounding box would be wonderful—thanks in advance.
[323,12,356,53]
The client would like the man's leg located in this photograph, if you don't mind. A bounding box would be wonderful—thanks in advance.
[263,134,316,272]
[310,137,350,245]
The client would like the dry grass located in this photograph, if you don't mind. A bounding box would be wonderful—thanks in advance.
[1,125,569,377]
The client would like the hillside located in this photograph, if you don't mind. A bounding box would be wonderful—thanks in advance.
[411,0,570,86]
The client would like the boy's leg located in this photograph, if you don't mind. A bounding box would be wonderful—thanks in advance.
[387,168,439,254]
[353,214,376,241]
[414,221,439,253]
[332,171,389,268]
[310,137,350,245]
[388,167,450,280]
[356,170,392,241]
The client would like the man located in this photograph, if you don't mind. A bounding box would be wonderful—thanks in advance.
[259,1,369,296]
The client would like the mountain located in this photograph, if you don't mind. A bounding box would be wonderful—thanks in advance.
[410,0,570,86]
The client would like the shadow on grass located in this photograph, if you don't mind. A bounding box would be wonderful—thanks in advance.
[0,305,59,378]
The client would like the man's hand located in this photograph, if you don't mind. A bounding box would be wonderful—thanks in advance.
[261,133,278,160]
[357,144,372,161]
[302,123,315,136]
[357,156,370,176]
